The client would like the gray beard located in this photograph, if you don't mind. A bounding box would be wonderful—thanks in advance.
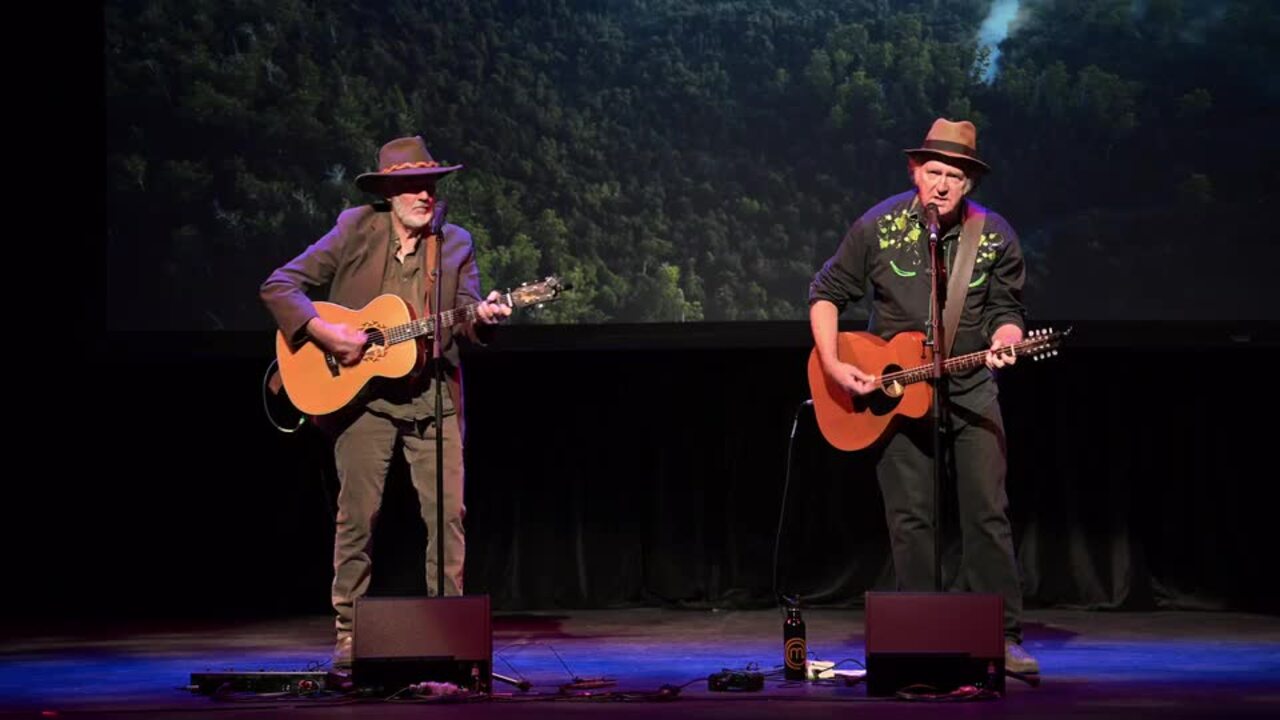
[392,196,432,230]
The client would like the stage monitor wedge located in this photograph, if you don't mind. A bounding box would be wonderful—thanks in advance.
[352,595,492,694]
[865,591,1005,696]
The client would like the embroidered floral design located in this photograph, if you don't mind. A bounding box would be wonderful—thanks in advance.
[977,232,1000,264]
[875,206,1003,285]
[876,210,922,250]
[968,232,1002,288]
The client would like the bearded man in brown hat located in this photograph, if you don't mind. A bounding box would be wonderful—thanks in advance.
[808,118,1038,674]
[261,135,511,669]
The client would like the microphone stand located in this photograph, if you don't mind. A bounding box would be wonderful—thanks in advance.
[430,199,448,598]
[925,204,947,594]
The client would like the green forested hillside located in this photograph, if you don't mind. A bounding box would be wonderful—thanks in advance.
[105,0,1276,329]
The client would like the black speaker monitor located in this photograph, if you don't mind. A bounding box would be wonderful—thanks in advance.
[864,592,1004,696]
[352,595,492,693]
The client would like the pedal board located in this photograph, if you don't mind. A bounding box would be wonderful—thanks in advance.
[188,671,336,695]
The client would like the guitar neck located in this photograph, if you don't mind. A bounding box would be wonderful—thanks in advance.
[885,339,1039,387]
[387,292,517,346]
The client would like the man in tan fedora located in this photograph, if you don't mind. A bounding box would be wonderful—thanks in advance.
[260,135,511,669]
[808,118,1039,674]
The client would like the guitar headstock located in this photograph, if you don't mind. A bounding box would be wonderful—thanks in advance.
[1020,326,1072,361]
[507,275,570,309]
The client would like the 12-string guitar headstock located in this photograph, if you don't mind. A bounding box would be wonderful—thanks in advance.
[1020,326,1072,361]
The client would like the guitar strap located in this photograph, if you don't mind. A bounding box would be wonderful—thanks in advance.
[941,202,987,357]
[424,233,439,307]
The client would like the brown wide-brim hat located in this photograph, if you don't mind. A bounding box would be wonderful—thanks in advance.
[903,118,991,175]
[354,135,463,193]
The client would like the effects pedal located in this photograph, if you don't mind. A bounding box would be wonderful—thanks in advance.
[707,669,765,692]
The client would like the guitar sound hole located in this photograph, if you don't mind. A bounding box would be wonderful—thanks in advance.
[851,364,903,417]
[364,328,386,347]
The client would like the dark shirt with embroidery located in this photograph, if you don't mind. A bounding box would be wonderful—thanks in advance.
[808,190,1026,410]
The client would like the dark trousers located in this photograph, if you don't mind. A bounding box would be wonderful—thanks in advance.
[330,411,465,640]
[875,396,1023,643]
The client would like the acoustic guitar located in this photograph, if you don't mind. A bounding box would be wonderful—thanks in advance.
[274,275,566,416]
[807,327,1070,451]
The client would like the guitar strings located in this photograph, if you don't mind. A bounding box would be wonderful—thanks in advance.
[365,305,482,347]
[352,282,559,348]
[363,288,550,347]
[876,339,1056,386]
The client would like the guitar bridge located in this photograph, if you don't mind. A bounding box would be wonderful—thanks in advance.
[324,353,340,377]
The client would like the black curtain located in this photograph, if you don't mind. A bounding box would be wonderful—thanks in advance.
[25,322,1277,625]
[460,324,1278,616]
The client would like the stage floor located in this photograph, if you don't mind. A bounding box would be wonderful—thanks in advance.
[3,608,1278,718]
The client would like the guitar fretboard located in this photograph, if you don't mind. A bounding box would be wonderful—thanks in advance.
[381,303,492,347]
[353,277,563,350]
[880,340,1044,387]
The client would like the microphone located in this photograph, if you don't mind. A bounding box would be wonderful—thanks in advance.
[428,198,449,237]
[924,202,940,239]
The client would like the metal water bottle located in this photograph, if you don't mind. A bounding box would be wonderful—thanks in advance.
[783,602,807,681]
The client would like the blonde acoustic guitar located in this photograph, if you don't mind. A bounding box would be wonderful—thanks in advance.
[275,275,566,416]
